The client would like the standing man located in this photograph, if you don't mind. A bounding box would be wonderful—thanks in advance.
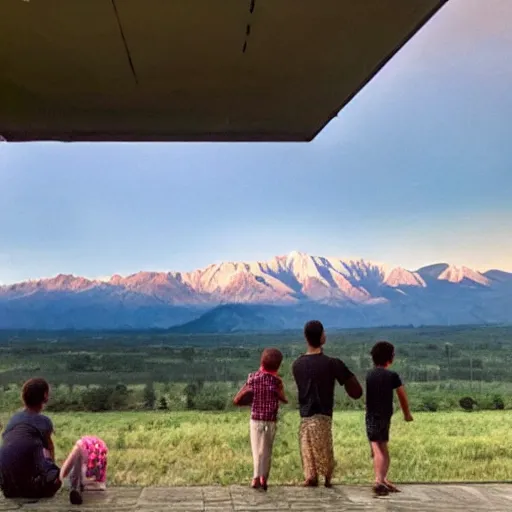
[292,320,362,487]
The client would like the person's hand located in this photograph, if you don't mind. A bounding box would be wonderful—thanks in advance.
[404,413,414,422]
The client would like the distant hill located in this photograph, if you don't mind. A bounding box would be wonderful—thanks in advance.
[170,304,280,333]
[0,252,511,330]
[170,303,378,333]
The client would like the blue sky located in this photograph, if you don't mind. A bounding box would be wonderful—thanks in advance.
[1,0,511,284]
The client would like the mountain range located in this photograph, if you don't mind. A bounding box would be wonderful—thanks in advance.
[0,251,511,331]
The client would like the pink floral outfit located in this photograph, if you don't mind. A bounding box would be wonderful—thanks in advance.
[79,436,108,484]
[60,436,108,491]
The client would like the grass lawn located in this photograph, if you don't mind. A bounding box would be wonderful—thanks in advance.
[3,410,512,486]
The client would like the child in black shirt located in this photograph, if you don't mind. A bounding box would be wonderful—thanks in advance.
[366,341,413,496]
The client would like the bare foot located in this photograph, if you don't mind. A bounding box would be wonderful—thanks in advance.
[373,483,389,497]
[384,481,401,493]
[302,477,319,487]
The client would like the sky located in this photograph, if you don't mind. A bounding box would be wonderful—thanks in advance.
[1,0,511,284]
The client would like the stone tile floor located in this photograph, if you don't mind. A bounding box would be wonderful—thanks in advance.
[2,484,512,511]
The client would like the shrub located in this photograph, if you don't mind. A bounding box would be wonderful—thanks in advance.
[110,384,131,410]
[459,396,477,411]
[46,395,83,412]
[81,384,131,412]
[194,385,228,411]
[421,396,439,412]
[143,382,156,410]
[81,387,114,412]
[184,380,204,410]
[491,394,505,410]
[194,394,226,411]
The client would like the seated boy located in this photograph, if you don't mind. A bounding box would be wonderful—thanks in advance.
[0,378,61,499]
[366,341,413,496]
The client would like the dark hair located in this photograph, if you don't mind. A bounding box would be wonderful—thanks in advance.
[371,341,395,366]
[261,348,283,372]
[22,378,50,408]
[304,320,324,348]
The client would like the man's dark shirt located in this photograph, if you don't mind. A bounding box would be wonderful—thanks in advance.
[366,367,402,418]
[0,410,54,485]
[292,352,354,418]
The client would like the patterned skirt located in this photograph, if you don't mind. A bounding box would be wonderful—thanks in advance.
[299,415,334,479]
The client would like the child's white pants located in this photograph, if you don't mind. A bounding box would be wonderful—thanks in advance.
[249,420,277,479]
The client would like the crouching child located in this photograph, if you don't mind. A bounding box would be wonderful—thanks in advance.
[60,436,108,505]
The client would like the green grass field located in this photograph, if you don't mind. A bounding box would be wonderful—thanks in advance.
[3,410,510,486]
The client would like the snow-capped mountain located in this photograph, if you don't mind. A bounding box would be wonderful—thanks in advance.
[417,263,491,286]
[0,252,510,330]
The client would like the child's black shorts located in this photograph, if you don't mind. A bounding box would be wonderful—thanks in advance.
[365,414,391,442]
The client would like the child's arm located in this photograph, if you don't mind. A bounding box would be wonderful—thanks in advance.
[233,375,253,406]
[396,386,413,421]
[45,433,56,461]
[276,379,288,404]
[43,416,56,461]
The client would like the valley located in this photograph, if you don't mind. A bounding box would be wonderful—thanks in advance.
[0,325,511,414]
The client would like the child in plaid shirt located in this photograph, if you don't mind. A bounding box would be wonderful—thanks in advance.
[234,348,287,491]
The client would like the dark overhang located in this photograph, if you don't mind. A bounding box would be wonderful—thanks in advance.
[0,0,449,142]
